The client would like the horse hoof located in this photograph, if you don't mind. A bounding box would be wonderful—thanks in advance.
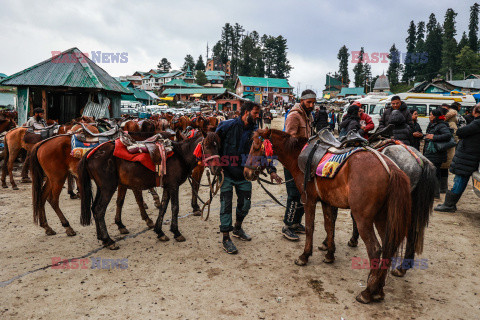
[119,228,130,235]
[45,228,56,236]
[12,186,19,190]
[143,202,149,210]
[66,228,76,236]
[318,243,328,251]
[158,235,170,242]
[193,210,201,216]
[323,256,335,264]
[175,235,186,242]
[356,291,372,304]
[348,239,358,247]
[155,203,161,209]
[391,268,407,277]
[69,194,79,200]
[294,258,308,266]
[21,178,32,183]
[107,243,120,250]
[2,184,8,189]
[372,292,385,302]
[146,219,155,229]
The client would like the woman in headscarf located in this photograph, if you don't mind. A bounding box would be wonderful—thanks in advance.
[339,104,362,137]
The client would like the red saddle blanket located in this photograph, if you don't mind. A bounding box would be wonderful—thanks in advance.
[112,139,172,172]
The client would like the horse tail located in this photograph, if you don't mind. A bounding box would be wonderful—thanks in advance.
[382,165,412,265]
[410,161,436,254]
[78,150,93,226]
[30,143,45,225]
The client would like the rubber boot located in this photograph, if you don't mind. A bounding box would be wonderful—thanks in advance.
[435,191,461,212]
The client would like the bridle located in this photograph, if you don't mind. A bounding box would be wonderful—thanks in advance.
[244,134,273,181]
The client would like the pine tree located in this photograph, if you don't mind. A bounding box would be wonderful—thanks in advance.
[337,45,350,85]
[182,54,195,72]
[239,34,255,76]
[157,58,171,73]
[195,55,206,71]
[458,32,469,50]
[353,47,364,87]
[387,44,401,86]
[457,46,480,75]
[273,35,292,78]
[363,63,372,92]
[195,70,208,86]
[424,14,443,80]
[469,3,480,52]
[414,21,427,81]
[441,8,458,80]
[403,21,417,82]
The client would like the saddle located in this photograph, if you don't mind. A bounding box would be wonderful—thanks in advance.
[119,133,173,165]
[75,123,120,144]
[24,124,60,143]
[298,129,368,177]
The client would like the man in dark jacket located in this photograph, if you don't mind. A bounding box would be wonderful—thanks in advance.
[378,96,414,132]
[389,110,412,145]
[436,104,480,212]
[216,102,280,253]
[313,105,329,133]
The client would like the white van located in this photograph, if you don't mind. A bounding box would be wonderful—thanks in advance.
[374,93,477,131]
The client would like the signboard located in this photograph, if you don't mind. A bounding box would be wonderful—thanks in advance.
[17,87,29,125]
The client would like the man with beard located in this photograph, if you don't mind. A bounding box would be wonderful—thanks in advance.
[281,89,315,241]
[216,102,281,254]
[26,108,47,129]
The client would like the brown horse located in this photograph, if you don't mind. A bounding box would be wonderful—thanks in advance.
[29,124,100,236]
[0,118,16,134]
[78,131,222,249]
[244,129,412,303]
[171,116,191,131]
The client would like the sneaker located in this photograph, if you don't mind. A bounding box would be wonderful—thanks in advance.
[232,228,252,241]
[282,226,300,241]
[291,223,306,234]
[222,239,238,254]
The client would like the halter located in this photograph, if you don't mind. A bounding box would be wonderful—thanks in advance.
[193,138,221,167]
[244,135,274,179]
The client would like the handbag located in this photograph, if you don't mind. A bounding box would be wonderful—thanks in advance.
[435,136,456,152]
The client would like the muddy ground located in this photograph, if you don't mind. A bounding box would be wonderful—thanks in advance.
[1,118,479,319]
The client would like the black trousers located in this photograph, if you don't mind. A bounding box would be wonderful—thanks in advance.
[283,168,304,226]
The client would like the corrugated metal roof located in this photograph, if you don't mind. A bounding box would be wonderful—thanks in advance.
[237,76,292,89]
[447,79,480,89]
[338,87,365,96]
[205,70,226,77]
[0,48,129,93]
[163,79,203,88]
[162,88,227,95]
[0,73,7,79]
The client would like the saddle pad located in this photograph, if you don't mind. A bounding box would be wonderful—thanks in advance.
[71,135,100,159]
[113,139,173,172]
[316,147,365,178]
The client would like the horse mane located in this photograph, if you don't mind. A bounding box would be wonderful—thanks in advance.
[270,129,308,153]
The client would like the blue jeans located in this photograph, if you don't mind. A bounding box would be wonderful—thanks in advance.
[451,175,470,195]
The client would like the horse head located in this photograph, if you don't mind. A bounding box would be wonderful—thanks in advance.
[243,129,273,181]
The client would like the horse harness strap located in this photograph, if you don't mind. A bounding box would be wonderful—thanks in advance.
[364,146,397,176]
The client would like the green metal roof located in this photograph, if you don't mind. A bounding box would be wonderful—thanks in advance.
[163,79,203,88]
[0,73,7,78]
[162,88,227,95]
[338,87,365,96]
[0,48,129,93]
[205,70,226,77]
[121,87,153,102]
[237,76,292,88]
[325,74,343,86]
[207,75,224,81]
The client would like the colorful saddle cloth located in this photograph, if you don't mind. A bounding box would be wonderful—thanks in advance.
[316,147,365,178]
[71,134,100,158]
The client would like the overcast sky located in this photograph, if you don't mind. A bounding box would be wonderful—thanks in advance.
[0,0,476,93]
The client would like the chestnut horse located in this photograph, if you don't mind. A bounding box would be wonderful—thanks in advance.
[78,131,222,249]
[0,118,16,134]
[29,124,100,236]
[244,129,412,304]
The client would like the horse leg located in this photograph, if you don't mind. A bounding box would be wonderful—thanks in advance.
[67,174,78,199]
[295,197,316,266]
[91,182,118,249]
[154,188,170,241]
[114,185,129,234]
[318,207,338,251]
[391,225,415,278]
[354,215,383,304]
[321,204,337,263]
[170,186,185,242]
[6,146,20,189]
[21,150,32,183]
[47,177,76,236]
[38,179,56,235]
[348,212,360,247]
[133,189,155,228]
[191,166,204,216]
[148,188,161,209]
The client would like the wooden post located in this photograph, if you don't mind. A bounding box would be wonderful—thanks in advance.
[42,89,48,119]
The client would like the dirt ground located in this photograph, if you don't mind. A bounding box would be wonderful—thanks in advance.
[1,117,479,320]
